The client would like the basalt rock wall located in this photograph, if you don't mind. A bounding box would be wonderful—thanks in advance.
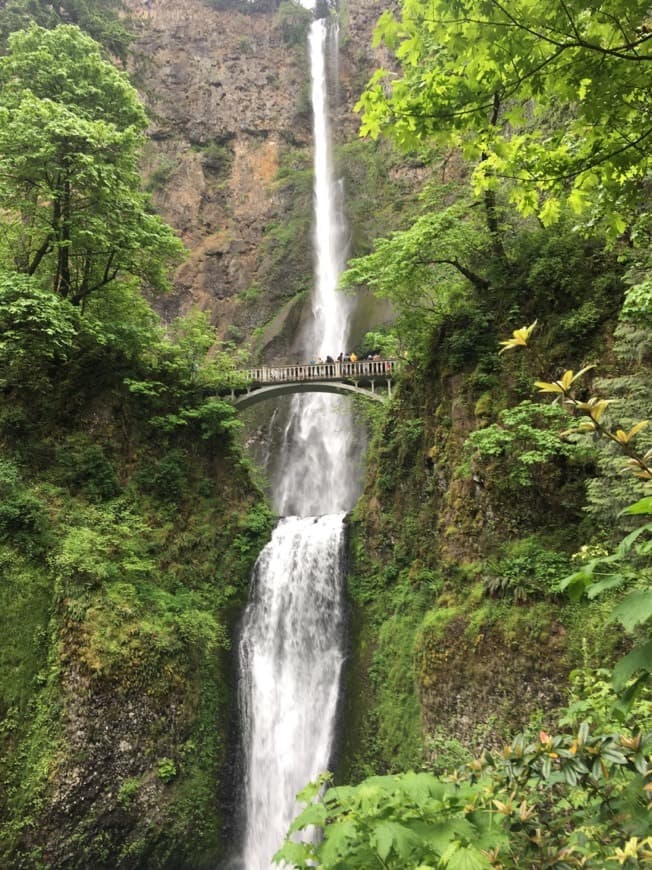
[125,0,393,353]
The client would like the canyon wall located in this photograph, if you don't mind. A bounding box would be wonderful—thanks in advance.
[125,0,391,356]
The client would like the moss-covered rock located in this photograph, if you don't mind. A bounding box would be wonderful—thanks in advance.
[338,337,619,782]
[0,376,273,868]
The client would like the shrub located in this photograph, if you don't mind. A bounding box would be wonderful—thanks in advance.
[0,459,48,553]
[483,537,571,602]
[200,140,233,173]
[465,400,591,488]
[56,440,120,502]
[137,450,189,502]
[157,757,177,783]
[144,156,177,192]
[117,778,140,807]
[0,271,78,389]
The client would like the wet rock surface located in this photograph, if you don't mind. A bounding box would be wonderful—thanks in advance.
[125,0,386,344]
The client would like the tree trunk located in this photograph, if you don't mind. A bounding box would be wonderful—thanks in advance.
[482,93,508,264]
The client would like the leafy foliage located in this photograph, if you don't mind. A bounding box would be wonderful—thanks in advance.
[0,459,49,554]
[0,0,131,57]
[331,6,652,869]
[0,271,78,388]
[279,714,651,868]
[0,7,269,867]
[497,326,652,706]
[359,328,401,360]
[0,25,185,304]
[561,497,652,703]
[466,400,591,487]
[124,308,246,442]
[0,404,272,863]
[357,0,652,234]
[483,537,570,602]
[280,677,651,868]
[582,323,652,530]
[341,197,490,312]
[276,771,506,869]
[55,436,120,501]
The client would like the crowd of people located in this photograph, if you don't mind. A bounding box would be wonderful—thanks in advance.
[307,351,385,365]
[254,352,395,384]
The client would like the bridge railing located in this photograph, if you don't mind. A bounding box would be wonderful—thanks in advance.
[229,358,402,386]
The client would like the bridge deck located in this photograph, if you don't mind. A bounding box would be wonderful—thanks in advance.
[233,358,400,387]
[224,359,401,408]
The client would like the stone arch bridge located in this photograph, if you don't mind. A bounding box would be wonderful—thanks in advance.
[225,359,401,410]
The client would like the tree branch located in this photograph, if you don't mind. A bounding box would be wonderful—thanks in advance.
[71,251,119,304]
[493,125,652,184]
[417,6,652,61]
[27,234,53,275]
[431,258,490,292]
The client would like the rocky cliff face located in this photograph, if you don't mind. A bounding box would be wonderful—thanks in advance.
[125,0,390,353]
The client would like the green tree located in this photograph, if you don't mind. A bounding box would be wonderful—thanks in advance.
[357,0,652,235]
[0,25,184,306]
[0,0,131,57]
[341,197,492,309]
[124,308,248,442]
[340,189,499,361]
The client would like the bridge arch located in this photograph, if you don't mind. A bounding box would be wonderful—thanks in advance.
[232,380,386,410]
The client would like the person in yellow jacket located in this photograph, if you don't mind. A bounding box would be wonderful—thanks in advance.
[350,351,358,363]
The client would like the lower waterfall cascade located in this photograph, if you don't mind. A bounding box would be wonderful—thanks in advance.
[238,516,347,869]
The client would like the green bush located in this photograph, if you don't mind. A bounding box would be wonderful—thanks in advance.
[483,537,571,602]
[0,271,78,389]
[145,156,177,192]
[465,400,591,488]
[137,449,189,502]
[279,707,651,869]
[117,778,140,807]
[424,728,473,775]
[200,140,233,173]
[435,304,494,371]
[0,459,48,553]
[157,757,177,783]
[56,440,120,502]
[53,503,155,592]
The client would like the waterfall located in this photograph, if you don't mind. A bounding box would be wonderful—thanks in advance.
[236,8,358,869]
[239,516,346,869]
[271,11,358,520]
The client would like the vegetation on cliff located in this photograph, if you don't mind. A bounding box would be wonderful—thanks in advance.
[0,0,131,57]
[0,11,272,869]
[275,1,652,867]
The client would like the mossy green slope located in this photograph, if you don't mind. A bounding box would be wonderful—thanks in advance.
[0,355,272,869]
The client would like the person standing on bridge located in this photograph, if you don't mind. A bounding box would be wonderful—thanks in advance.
[350,351,358,363]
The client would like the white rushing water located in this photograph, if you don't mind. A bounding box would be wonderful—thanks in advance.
[237,9,358,870]
[272,13,358,520]
[239,516,346,869]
